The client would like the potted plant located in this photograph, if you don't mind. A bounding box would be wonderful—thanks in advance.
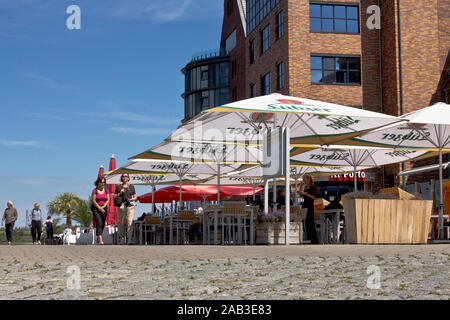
[255,210,303,245]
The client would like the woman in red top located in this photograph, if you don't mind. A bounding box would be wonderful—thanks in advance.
[92,177,109,244]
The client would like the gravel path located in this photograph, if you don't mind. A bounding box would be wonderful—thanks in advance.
[0,245,448,300]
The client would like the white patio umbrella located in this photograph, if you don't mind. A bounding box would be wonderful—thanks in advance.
[290,145,434,191]
[107,159,238,209]
[341,102,450,238]
[167,94,402,146]
[129,140,262,202]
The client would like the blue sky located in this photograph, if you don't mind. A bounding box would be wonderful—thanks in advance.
[0,0,223,227]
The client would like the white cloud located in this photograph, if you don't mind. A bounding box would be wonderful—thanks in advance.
[110,126,172,136]
[0,139,55,149]
[105,0,220,23]
[25,73,76,89]
[9,177,60,185]
[104,111,179,125]
[25,112,68,121]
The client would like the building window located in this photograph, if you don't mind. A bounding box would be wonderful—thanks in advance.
[215,88,229,106]
[261,72,271,95]
[247,0,281,34]
[250,83,256,97]
[261,24,270,54]
[311,55,361,84]
[225,29,237,53]
[250,38,256,64]
[277,11,283,39]
[215,62,229,87]
[310,3,359,34]
[201,91,210,109]
[277,61,284,89]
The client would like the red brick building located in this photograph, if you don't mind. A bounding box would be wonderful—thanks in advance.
[219,0,450,191]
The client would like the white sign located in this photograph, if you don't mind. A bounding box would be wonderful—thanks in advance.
[263,127,286,178]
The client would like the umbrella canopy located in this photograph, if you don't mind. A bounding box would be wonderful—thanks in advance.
[167,94,402,146]
[342,103,450,150]
[339,102,450,238]
[130,140,262,165]
[106,155,118,225]
[105,171,212,185]
[129,141,263,202]
[104,159,241,212]
[290,145,434,190]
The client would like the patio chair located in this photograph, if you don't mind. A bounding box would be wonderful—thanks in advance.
[175,211,196,244]
[221,201,247,245]
[143,216,161,245]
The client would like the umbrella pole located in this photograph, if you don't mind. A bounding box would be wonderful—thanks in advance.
[354,166,358,192]
[152,182,155,214]
[179,175,182,211]
[264,179,269,213]
[217,163,221,204]
[439,146,444,239]
[273,178,277,211]
[285,127,290,245]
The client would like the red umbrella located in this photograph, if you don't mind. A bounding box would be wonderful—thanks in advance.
[106,155,118,226]
[97,165,104,178]
[138,185,262,204]
[220,186,263,197]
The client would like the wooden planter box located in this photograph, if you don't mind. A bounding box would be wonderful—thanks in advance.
[342,199,432,244]
[255,222,302,245]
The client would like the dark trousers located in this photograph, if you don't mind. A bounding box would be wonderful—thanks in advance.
[46,228,53,239]
[93,207,107,237]
[31,220,42,242]
[5,222,14,242]
[305,207,318,244]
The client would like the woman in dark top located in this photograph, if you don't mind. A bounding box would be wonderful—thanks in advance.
[299,174,318,244]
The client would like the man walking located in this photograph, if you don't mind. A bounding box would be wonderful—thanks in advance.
[29,203,44,244]
[2,201,18,245]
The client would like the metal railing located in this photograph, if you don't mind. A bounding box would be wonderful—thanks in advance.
[191,48,228,62]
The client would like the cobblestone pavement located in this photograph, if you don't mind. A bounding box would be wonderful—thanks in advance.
[0,245,448,300]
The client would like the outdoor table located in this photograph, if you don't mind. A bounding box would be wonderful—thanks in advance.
[320,209,345,244]
[203,208,254,245]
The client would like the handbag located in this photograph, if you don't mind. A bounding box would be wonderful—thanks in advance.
[114,194,124,207]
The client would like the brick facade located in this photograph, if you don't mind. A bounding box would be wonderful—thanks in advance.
[220,0,450,191]
[220,0,247,102]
